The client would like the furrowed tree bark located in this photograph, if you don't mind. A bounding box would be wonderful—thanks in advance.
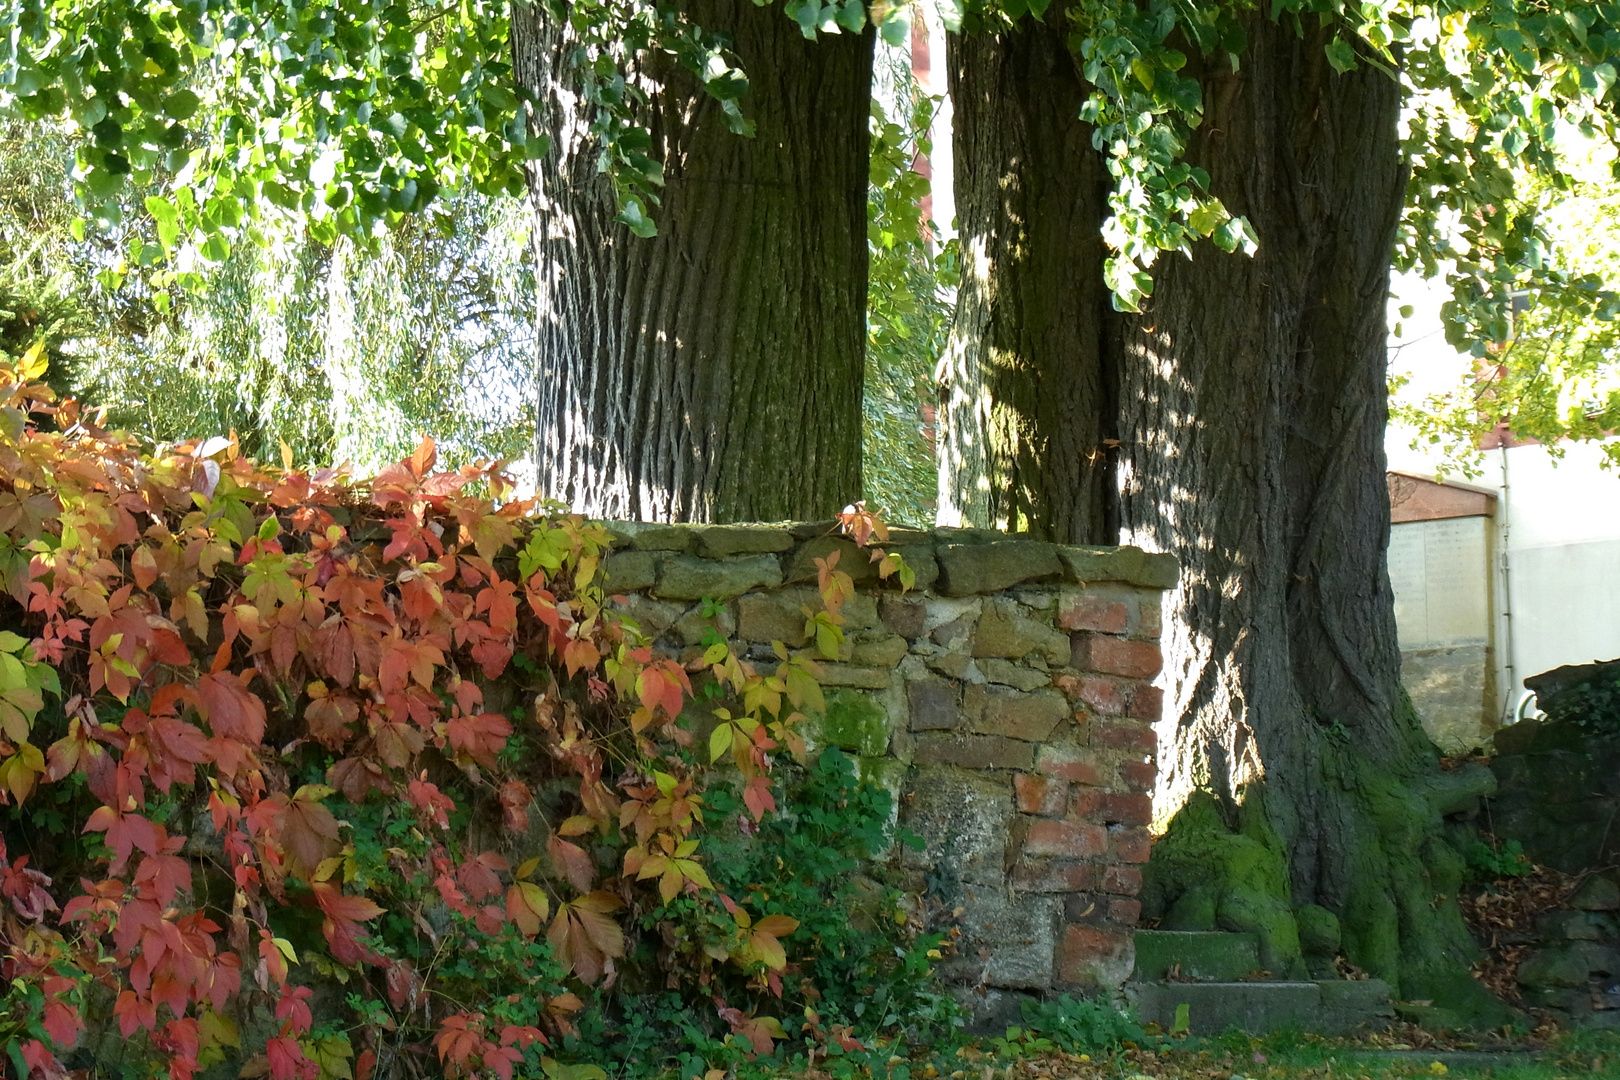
[936,7,1113,543]
[945,14,1508,1017]
[512,3,871,522]
[1115,19,1502,1017]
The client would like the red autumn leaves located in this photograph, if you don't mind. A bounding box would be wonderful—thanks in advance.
[0,351,886,1080]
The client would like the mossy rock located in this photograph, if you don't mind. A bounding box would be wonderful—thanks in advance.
[1142,791,1304,976]
[807,689,891,757]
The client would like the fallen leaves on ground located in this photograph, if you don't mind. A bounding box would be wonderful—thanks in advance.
[1459,861,1581,1011]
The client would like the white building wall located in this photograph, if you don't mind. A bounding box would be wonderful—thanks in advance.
[1387,273,1620,729]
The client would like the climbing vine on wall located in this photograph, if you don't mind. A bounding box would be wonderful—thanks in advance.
[0,343,911,1080]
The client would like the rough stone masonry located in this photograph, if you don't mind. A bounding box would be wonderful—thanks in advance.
[597,521,1176,1020]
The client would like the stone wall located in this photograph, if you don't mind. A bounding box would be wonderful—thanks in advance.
[597,521,1176,1019]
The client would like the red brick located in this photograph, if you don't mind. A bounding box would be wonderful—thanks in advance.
[1102,865,1143,895]
[1057,924,1132,985]
[1058,595,1129,634]
[1069,787,1104,819]
[1073,675,1126,716]
[1097,792,1153,826]
[1111,825,1152,864]
[1024,820,1108,858]
[1128,684,1164,721]
[1035,746,1101,784]
[1014,773,1068,816]
[1010,859,1099,893]
[1118,759,1157,792]
[1091,723,1157,754]
[1138,597,1162,639]
[1108,897,1142,925]
[1080,636,1163,679]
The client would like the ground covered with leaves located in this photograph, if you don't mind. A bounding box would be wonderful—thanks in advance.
[783,1026,1619,1080]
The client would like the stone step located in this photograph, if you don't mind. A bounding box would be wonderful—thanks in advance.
[1128,978,1394,1036]
[1132,930,1261,982]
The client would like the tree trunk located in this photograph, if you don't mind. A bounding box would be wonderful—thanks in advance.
[945,14,1508,1017]
[936,8,1113,543]
[512,2,871,522]
[1114,19,1502,1016]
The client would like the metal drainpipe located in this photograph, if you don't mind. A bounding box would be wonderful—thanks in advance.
[1497,442,1519,725]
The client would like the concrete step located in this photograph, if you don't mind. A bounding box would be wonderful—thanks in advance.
[1127,978,1394,1036]
[1132,930,1261,982]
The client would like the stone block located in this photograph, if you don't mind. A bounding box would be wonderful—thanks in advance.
[808,689,890,757]
[1536,910,1605,941]
[692,525,795,558]
[850,633,909,668]
[609,595,686,639]
[879,597,927,639]
[899,767,1014,885]
[971,687,1069,742]
[837,592,882,629]
[907,678,959,731]
[1073,634,1163,678]
[932,615,976,651]
[655,555,782,600]
[978,658,1051,691]
[972,600,1070,663]
[913,733,1036,771]
[1128,981,1321,1035]
[1518,942,1620,988]
[736,590,811,646]
[1314,979,1395,1034]
[1057,546,1180,589]
[672,602,736,646]
[952,885,1061,991]
[1572,875,1620,911]
[815,663,894,690]
[601,550,657,591]
[1023,820,1107,859]
[602,521,694,552]
[938,541,1064,596]
[1132,930,1260,981]
[786,536,877,583]
[886,546,940,591]
[926,652,974,679]
[1057,924,1134,988]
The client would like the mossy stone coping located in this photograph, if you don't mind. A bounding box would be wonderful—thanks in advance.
[598,522,1178,599]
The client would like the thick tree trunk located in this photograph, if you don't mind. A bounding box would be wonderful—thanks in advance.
[512,3,871,522]
[945,15,1508,1016]
[1115,20,1500,1015]
[936,8,1113,543]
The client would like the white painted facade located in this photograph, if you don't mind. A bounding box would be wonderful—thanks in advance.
[1387,272,1620,731]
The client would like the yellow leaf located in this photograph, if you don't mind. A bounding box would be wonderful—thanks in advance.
[709,723,733,762]
[674,858,711,891]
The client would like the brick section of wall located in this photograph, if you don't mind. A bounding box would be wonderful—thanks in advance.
[598,523,1174,1009]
